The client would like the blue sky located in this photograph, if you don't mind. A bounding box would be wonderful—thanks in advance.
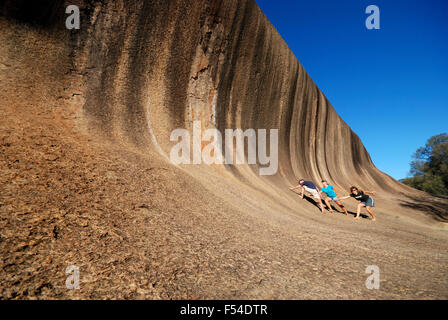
[255,0,448,180]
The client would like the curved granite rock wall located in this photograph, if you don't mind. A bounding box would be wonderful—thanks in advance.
[1,0,410,197]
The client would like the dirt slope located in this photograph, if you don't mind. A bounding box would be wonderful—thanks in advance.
[0,0,447,299]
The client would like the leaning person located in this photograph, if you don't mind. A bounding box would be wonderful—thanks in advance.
[320,180,349,215]
[339,186,376,221]
[290,178,325,214]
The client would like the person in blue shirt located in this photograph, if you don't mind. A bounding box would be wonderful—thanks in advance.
[320,180,349,215]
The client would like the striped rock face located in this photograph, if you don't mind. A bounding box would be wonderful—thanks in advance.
[0,0,447,300]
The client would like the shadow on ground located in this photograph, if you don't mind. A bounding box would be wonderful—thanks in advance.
[399,194,448,222]
[300,194,371,219]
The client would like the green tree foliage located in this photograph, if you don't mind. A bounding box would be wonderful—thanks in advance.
[401,133,448,195]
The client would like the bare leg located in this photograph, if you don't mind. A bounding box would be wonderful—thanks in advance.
[354,203,365,220]
[324,198,334,212]
[366,206,376,221]
[336,201,349,215]
[317,199,325,213]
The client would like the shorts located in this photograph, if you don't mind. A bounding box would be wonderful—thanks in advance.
[304,187,321,200]
[362,196,375,207]
[322,193,338,201]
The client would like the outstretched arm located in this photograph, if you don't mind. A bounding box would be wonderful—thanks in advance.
[364,191,376,196]
[299,186,305,199]
[289,185,305,198]
[339,195,351,200]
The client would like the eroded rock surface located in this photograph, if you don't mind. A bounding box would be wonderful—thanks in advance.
[0,0,447,299]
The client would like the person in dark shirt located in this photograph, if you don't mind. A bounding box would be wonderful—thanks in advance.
[340,186,376,221]
[290,178,325,213]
